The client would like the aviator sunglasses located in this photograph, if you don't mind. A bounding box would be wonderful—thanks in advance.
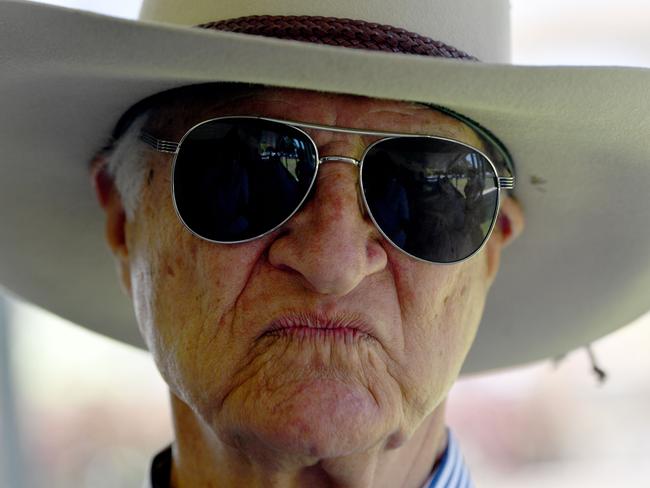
[140,115,515,264]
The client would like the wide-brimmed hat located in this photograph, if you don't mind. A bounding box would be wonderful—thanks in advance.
[1,0,649,373]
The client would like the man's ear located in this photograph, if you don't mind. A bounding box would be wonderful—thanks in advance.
[484,195,525,284]
[91,158,132,294]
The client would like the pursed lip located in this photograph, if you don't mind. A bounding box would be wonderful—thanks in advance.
[258,311,376,341]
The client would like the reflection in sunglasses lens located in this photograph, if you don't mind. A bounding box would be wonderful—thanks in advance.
[173,119,318,242]
[362,138,498,263]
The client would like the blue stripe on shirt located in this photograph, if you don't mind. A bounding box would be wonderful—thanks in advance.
[421,430,474,488]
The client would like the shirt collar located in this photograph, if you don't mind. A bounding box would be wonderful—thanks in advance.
[421,430,474,488]
[144,429,473,488]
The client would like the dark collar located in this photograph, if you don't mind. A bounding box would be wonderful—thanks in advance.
[149,445,172,488]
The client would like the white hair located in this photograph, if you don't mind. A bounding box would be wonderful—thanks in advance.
[104,113,152,221]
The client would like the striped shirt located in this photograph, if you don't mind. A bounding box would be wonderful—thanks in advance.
[145,429,473,488]
[421,430,474,488]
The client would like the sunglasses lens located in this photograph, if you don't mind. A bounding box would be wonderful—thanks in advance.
[173,118,318,242]
[362,138,499,263]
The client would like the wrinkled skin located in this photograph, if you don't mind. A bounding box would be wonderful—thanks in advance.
[95,87,524,487]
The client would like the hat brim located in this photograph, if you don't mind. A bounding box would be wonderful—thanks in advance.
[1,1,649,373]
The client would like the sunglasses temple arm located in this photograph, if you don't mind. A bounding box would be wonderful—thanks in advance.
[140,131,179,154]
[498,177,515,190]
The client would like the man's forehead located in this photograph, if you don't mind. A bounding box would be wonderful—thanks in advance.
[143,84,480,145]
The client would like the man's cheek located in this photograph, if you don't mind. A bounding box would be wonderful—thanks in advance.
[127,231,201,358]
[401,269,483,399]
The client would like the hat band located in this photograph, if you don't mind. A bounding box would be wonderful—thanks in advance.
[197,15,478,60]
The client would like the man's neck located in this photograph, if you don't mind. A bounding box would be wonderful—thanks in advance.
[168,392,448,488]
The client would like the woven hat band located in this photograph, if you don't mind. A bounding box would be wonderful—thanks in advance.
[139,0,510,62]
[199,15,478,60]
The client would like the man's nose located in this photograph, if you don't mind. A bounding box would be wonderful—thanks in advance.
[267,161,388,296]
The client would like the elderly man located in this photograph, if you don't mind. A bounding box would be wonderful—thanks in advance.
[1,0,649,487]
[93,83,523,487]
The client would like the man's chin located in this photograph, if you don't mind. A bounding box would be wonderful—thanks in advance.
[221,378,392,462]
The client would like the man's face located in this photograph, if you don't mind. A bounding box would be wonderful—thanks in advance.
[109,87,517,462]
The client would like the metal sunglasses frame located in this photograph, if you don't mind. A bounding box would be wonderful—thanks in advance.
[140,115,516,265]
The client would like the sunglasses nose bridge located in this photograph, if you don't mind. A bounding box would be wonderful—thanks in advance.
[318,156,361,167]
[313,155,369,223]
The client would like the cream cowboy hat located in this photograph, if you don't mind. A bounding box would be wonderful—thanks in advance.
[1,0,649,373]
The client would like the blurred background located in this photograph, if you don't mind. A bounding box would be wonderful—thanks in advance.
[1,1,649,487]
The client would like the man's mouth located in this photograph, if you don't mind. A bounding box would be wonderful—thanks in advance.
[259,312,375,341]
